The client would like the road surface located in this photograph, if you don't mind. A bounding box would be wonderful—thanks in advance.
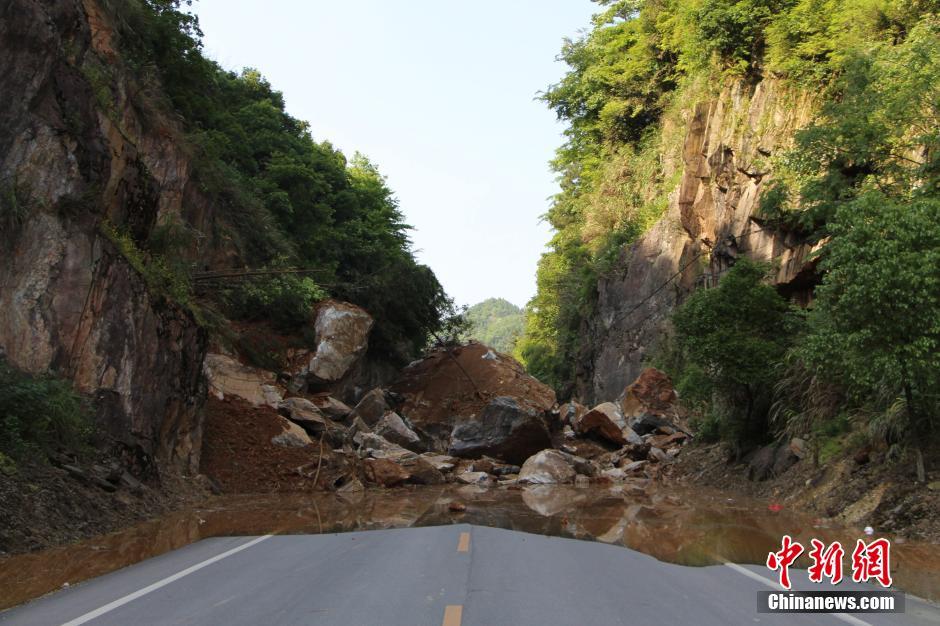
[2,525,938,625]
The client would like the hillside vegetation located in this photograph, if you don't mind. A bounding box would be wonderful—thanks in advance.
[95,0,458,358]
[463,298,525,353]
[518,0,940,451]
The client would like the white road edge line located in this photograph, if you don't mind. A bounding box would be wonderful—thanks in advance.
[60,535,273,626]
[723,561,872,626]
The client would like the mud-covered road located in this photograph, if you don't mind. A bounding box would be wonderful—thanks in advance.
[1,483,938,621]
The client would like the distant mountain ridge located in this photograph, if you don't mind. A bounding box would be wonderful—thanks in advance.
[463,298,524,354]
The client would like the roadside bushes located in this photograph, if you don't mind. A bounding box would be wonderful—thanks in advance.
[221,275,327,334]
[669,260,803,446]
[0,360,92,457]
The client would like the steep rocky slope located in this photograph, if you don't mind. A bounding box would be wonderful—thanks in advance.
[0,0,211,472]
[576,78,820,404]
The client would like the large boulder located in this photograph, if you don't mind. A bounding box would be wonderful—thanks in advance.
[573,402,641,446]
[620,368,677,418]
[306,301,374,384]
[747,444,780,481]
[204,353,283,408]
[448,396,552,465]
[389,341,556,433]
[518,450,577,485]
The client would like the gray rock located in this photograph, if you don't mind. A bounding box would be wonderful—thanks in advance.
[374,412,423,450]
[337,476,364,493]
[306,301,374,383]
[349,388,388,426]
[648,447,672,464]
[629,412,686,437]
[456,471,491,485]
[620,460,648,473]
[772,442,800,476]
[204,353,281,408]
[271,416,313,447]
[573,402,628,445]
[419,453,458,472]
[789,437,807,459]
[448,396,551,465]
[279,397,346,445]
[557,451,598,477]
[518,449,577,485]
[313,396,353,420]
[356,433,416,462]
[399,456,446,485]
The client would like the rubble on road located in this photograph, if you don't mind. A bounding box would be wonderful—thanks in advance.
[203,343,697,493]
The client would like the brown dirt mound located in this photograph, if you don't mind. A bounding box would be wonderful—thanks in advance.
[389,342,556,427]
[200,397,347,493]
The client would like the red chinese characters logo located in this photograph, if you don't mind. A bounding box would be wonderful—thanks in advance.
[808,539,844,584]
[766,536,893,589]
[851,538,893,588]
[766,534,804,589]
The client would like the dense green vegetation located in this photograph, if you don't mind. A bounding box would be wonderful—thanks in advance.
[0,360,92,461]
[671,261,803,445]
[462,298,526,353]
[101,0,456,358]
[520,0,940,448]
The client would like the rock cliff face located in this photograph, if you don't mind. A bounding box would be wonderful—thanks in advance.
[0,0,209,472]
[577,78,820,404]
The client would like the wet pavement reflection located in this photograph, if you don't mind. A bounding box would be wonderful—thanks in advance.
[1,482,938,610]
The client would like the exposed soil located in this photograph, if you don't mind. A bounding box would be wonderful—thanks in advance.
[0,451,208,557]
[390,342,556,427]
[667,442,940,543]
[199,396,351,493]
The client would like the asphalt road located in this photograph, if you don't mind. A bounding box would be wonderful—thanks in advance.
[2,525,938,625]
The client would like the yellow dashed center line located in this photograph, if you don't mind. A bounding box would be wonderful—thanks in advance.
[457,532,470,553]
[442,604,463,626]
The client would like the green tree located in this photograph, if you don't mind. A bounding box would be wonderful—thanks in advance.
[800,194,940,438]
[775,18,940,440]
[672,260,801,443]
[101,1,454,360]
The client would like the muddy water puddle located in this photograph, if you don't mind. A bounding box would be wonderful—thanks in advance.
[2,482,938,610]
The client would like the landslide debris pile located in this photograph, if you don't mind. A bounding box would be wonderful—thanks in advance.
[201,304,692,493]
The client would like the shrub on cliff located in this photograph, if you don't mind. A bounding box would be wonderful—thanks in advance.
[671,260,803,444]
[222,275,327,334]
[0,360,92,457]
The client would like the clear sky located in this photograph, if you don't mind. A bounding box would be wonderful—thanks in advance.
[193,1,597,309]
